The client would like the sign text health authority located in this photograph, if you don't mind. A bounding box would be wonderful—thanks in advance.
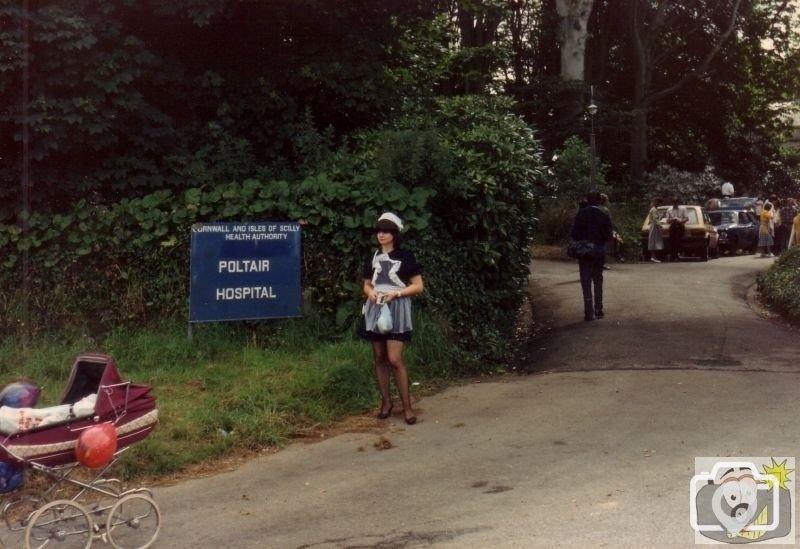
[189,222,302,324]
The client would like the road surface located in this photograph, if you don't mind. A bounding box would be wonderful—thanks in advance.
[151,255,798,548]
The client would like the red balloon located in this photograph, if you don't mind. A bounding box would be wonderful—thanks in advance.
[75,423,118,468]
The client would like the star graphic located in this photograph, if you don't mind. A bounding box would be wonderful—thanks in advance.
[761,457,794,491]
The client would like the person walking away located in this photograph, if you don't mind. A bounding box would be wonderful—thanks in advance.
[757,203,775,257]
[647,198,665,262]
[665,197,688,262]
[359,212,424,425]
[570,190,613,321]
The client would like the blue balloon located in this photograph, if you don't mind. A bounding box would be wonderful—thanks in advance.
[0,461,24,493]
[0,381,41,408]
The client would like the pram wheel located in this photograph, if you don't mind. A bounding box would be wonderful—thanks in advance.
[105,493,160,549]
[24,499,92,548]
[2,489,46,531]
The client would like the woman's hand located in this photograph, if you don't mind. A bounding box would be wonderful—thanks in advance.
[364,280,379,303]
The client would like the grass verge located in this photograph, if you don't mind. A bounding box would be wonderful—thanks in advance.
[757,246,800,322]
[0,309,468,479]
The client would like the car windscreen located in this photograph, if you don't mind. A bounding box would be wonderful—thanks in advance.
[719,198,755,209]
[709,211,736,225]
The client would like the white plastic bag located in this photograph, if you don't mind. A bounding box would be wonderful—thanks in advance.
[376,304,393,334]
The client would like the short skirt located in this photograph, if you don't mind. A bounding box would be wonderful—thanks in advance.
[358,296,413,342]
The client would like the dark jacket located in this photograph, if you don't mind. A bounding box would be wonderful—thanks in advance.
[571,205,613,247]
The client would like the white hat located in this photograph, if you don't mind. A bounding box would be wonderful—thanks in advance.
[377,212,404,232]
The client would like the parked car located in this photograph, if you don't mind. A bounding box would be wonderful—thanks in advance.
[717,197,757,211]
[708,209,759,254]
[640,205,720,261]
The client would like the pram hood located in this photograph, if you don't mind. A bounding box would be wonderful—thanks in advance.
[60,353,154,419]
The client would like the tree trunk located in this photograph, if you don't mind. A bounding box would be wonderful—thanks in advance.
[457,0,503,94]
[630,108,648,189]
[555,0,594,81]
[629,0,649,188]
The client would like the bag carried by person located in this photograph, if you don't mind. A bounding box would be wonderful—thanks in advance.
[376,303,393,333]
[567,239,595,259]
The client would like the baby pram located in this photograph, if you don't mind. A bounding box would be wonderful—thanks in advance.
[0,353,160,548]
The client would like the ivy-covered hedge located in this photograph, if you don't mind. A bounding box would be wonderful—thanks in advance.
[757,246,800,322]
[1,96,542,365]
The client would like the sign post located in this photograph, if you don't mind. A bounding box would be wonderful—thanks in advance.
[189,222,302,338]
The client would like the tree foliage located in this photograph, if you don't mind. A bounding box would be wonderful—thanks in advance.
[0,0,798,361]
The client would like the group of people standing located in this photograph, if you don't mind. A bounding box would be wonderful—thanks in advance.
[646,197,687,263]
[570,189,800,324]
[754,195,799,257]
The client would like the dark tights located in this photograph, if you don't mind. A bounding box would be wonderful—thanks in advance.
[372,340,414,421]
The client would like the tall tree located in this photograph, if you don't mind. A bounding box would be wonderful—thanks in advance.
[556,0,595,81]
[627,0,743,186]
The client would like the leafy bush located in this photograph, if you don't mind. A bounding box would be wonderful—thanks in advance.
[534,198,577,245]
[757,246,800,322]
[643,164,722,204]
[416,96,544,362]
[0,95,543,366]
[541,136,610,201]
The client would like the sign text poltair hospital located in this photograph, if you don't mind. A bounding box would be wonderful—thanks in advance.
[189,222,302,322]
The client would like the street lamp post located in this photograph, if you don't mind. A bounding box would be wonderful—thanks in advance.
[587,85,598,191]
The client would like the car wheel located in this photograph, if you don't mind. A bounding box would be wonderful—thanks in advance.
[700,242,709,261]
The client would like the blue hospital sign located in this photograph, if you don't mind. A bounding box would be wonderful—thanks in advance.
[189,222,302,322]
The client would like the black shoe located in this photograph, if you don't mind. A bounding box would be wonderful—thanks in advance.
[595,309,604,318]
[584,315,594,321]
[405,415,417,425]
[377,403,393,420]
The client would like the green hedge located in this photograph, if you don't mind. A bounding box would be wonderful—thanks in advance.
[757,247,800,322]
[1,96,543,366]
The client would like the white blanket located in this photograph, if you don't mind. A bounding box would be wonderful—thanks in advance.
[0,394,97,435]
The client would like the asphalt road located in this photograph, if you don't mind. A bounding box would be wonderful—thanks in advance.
[152,254,799,548]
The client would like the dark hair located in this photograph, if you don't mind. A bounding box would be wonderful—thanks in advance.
[374,219,402,247]
[586,190,602,206]
[764,202,773,211]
